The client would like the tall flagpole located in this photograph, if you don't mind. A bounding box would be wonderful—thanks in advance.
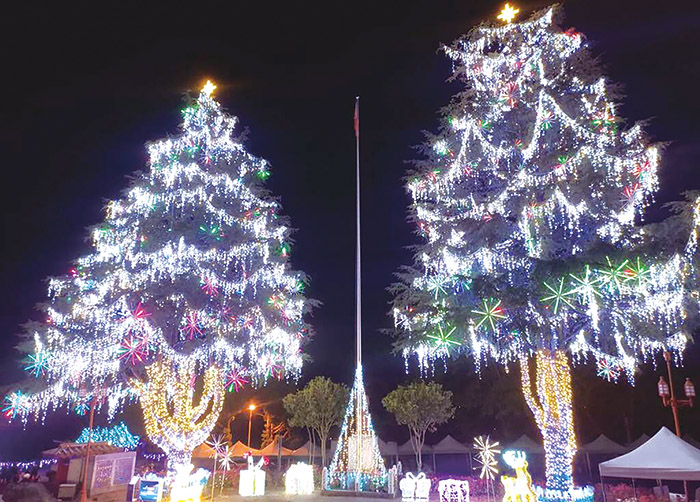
[355,96,361,368]
[354,96,362,491]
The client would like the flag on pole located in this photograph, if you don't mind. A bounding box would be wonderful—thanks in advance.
[354,97,359,139]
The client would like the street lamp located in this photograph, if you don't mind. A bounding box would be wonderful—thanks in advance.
[247,404,257,447]
[657,351,694,437]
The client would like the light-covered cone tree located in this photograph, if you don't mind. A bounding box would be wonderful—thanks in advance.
[382,381,454,472]
[390,7,700,501]
[9,81,314,473]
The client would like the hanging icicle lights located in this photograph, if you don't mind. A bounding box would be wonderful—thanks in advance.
[390,5,699,502]
[12,81,313,423]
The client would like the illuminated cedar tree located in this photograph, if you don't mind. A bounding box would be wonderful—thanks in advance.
[14,82,313,472]
[390,7,699,501]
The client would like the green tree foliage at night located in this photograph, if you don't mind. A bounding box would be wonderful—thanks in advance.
[382,381,454,471]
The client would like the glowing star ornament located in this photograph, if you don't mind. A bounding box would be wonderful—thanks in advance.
[497,3,520,23]
[201,80,216,96]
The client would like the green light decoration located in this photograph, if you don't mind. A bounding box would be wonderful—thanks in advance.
[427,325,461,354]
[472,298,505,331]
[541,277,577,314]
[257,167,271,181]
[199,224,223,240]
[276,242,291,257]
[597,257,629,292]
[570,265,602,298]
[623,257,650,286]
[426,276,449,299]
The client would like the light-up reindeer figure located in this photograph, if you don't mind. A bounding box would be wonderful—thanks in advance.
[501,451,537,502]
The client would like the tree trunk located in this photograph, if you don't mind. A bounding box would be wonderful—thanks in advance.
[519,350,576,496]
[410,428,423,472]
[133,358,225,476]
[320,432,327,468]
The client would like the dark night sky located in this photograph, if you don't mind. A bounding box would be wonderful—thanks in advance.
[1,0,700,460]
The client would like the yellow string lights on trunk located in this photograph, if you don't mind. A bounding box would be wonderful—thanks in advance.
[132,358,225,472]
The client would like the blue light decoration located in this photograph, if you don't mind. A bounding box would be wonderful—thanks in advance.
[75,421,140,450]
[325,366,387,492]
[390,3,700,500]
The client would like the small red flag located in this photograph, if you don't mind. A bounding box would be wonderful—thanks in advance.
[354,97,359,138]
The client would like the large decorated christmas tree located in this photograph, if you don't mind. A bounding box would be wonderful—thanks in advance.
[9,81,313,473]
[390,6,699,501]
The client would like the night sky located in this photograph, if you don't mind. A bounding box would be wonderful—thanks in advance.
[1,0,700,460]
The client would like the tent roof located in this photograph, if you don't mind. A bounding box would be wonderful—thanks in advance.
[627,434,650,450]
[581,435,627,455]
[600,427,700,481]
[398,439,431,455]
[431,435,471,454]
[378,439,398,456]
[504,435,544,454]
[258,438,294,456]
[192,442,218,458]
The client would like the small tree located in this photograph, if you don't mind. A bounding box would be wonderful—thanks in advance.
[283,376,348,467]
[382,382,454,471]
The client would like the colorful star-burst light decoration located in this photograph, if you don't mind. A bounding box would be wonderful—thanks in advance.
[474,436,500,480]
[596,357,621,382]
[541,277,577,314]
[118,334,149,365]
[472,298,505,331]
[225,368,249,392]
[427,325,461,354]
[25,351,50,377]
[2,391,29,419]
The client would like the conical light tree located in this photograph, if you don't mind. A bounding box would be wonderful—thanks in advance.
[9,81,313,473]
[390,6,699,501]
[326,367,387,491]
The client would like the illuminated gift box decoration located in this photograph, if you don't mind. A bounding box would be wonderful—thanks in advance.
[285,462,314,495]
[399,472,431,501]
[438,479,470,502]
[239,456,266,496]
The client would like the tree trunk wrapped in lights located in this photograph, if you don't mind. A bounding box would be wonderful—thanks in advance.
[8,81,314,474]
[390,5,700,500]
[133,358,225,472]
[519,351,575,494]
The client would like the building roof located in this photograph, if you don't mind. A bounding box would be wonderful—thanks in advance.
[42,442,122,458]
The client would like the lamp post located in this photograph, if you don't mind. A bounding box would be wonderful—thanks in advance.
[657,351,695,437]
[247,404,257,447]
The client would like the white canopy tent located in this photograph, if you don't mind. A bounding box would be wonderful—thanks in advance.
[599,427,700,481]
